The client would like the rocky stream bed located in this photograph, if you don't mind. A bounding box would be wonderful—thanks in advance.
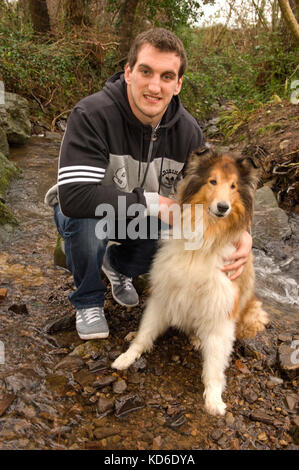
[0,132,298,451]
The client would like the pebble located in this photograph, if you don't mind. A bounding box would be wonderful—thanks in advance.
[225,412,235,426]
[87,359,108,373]
[242,389,258,404]
[97,397,114,415]
[268,376,284,385]
[152,435,162,450]
[130,357,147,372]
[258,432,268,442]
[113,380,127,394]
[0,288,8,300]
[93,375,117,389]
[285,395,298,411]
[54,355,84,372]
[8,303,29,315]
[0,393,15,417]
[250,410,275,425]
[114,394,145,417]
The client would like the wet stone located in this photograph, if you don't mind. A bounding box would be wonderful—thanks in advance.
[166,412,186,428]
[278,343,299,378]
[97,397,114,415]
[210,428,223,443]
[113,380,127,394]
[242,389,258,404]
[285,394,298,411]
[0,288,8,300]
[114,393,145,417]
[44,312,75,334]
[45,374,67,396]
[87,358,108,373]
[73,369,96,387]
[93,427,119,440]
[8,303,29,315]
[225,412,235,426]
[54,355,84,372]
[5,370,40,393]
[250,410,275,425]
[0,393,15,417]
[93,375,117,389]
[130,357,147,372]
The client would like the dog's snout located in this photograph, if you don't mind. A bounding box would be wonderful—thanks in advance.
[217,201,230,213]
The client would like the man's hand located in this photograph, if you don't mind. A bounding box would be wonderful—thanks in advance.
[222,230,252,281]
[158,195,177,226]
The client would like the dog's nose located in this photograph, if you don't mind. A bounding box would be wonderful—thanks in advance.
[217,201,230,213]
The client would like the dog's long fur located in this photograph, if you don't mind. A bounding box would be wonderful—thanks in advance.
[112,147,268,416]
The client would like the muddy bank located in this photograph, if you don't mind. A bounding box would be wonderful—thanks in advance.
[0,133,298,451]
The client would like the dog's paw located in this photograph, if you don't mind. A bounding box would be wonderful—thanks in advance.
[204,397,227,416]
[111,350,139,370]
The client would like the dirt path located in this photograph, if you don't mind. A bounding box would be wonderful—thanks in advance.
[0,134,298,451]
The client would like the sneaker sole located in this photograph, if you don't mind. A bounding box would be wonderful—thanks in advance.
[102,266,139,308]
[77,331,109,340]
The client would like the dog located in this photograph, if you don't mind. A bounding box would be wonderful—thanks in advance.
[112,147,269,416]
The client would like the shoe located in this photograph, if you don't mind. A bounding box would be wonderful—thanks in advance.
[76,307,109,340]
[102,252,139,307]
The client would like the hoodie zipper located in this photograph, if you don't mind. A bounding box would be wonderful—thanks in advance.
[140,125,159,188]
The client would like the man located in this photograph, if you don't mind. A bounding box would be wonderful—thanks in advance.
[45,28,252,340]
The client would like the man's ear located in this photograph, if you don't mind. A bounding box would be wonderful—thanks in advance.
[124,63,131,85]
[174,75,183,96]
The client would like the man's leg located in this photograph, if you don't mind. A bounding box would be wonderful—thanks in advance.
[54,204,109,339]
[102,216,160,306]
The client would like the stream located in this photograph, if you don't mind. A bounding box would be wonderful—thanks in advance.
[0,133,298,451]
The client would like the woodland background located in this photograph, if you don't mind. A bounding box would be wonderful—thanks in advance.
[0,0,298,134]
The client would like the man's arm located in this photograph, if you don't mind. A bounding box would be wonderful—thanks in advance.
[58,106,146,219]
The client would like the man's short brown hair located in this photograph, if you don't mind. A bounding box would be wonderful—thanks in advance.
[127,28,187,79]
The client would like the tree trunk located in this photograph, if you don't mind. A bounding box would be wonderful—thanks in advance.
[118,0,139,62]
[278,0,299,42]
[64,0,90,26]
[28,0,51,33]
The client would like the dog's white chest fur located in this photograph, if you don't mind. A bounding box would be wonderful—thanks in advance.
[149,239,237,335]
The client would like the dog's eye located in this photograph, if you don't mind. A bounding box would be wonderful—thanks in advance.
[231,183,236,189]
[209,179,217,185]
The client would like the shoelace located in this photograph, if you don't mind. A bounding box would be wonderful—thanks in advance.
[119,274,133,291]
[82,307,104,324]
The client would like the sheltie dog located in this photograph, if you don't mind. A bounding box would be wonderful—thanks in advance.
[112,147,268,416]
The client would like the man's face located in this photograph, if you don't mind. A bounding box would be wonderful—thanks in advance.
[124,43,183,127]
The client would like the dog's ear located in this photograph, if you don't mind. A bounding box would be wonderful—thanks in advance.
[235,154,260,170]
[185,144,214,176]
[235,154,260,191]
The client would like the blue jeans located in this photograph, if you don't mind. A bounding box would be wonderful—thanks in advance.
[53,204,160,309]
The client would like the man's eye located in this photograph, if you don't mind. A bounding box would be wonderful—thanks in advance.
[210,179,217,185]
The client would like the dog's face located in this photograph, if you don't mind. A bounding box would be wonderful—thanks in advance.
[178,146,259,223]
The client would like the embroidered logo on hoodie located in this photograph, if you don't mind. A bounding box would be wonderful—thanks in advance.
[113,166,128,189]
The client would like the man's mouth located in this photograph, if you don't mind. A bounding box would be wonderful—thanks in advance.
[144,94,161,103]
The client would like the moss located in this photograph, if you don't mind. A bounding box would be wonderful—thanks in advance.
[0,151,21,200]
[0,199,18,226]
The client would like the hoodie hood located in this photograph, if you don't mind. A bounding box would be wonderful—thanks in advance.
[102,72,184,131]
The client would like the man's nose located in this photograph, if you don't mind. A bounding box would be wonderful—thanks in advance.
[147,75,161,94]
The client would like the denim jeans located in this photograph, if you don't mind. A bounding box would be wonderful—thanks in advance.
[53,204,160,309]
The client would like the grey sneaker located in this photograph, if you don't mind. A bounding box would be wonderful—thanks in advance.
[102,253,139,307]
[76,307,109,340]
